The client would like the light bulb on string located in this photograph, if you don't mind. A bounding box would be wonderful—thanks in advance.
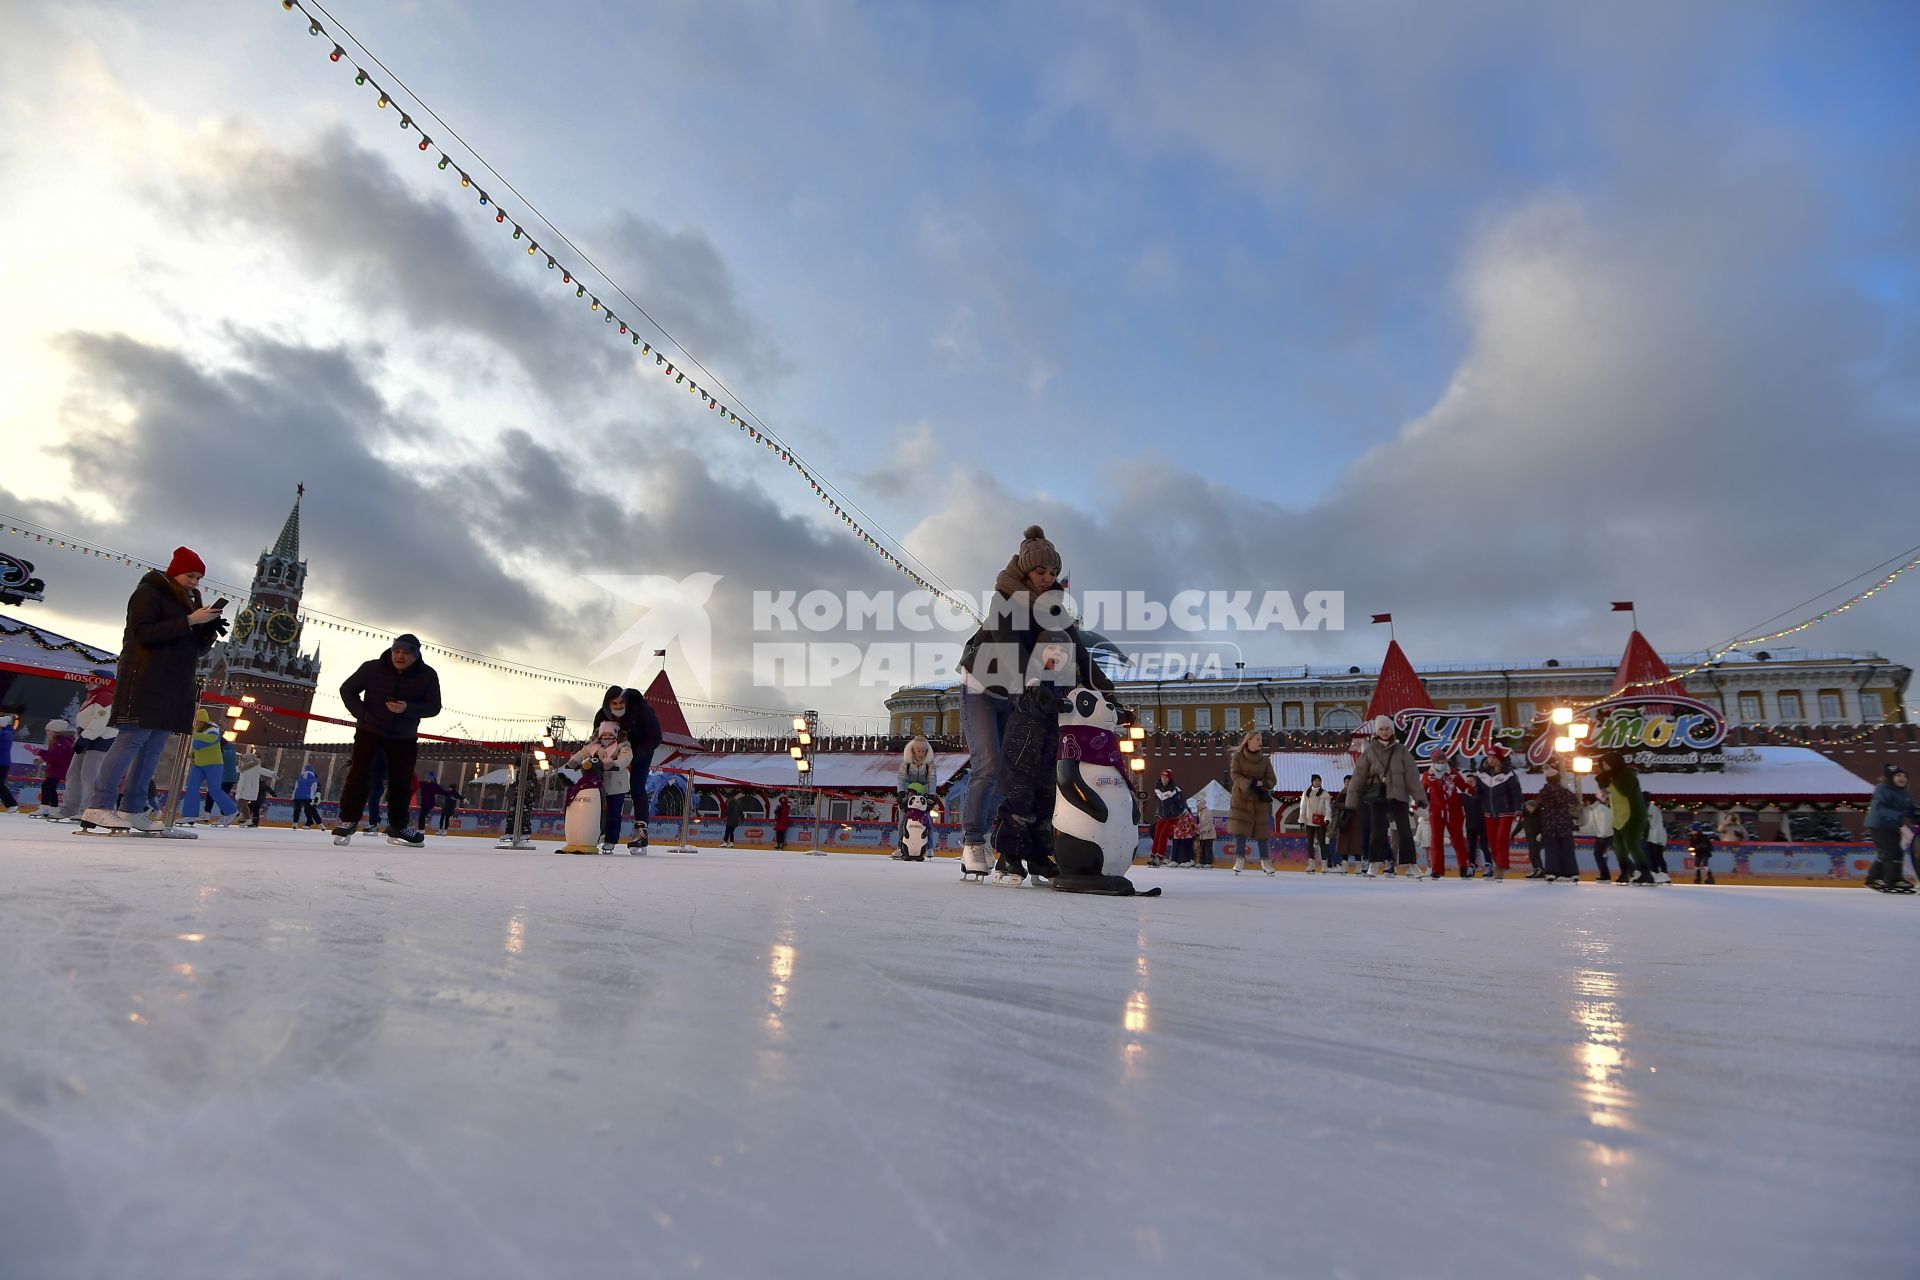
[512,225,521,239]
[417,137,430,151]
[527,243,537,255]
[377,93,390,109]
[329,45,343,62]
[478,192,488,206]
[355,70,367,85]
[437,155,449,170]
[576,285,585,298]
[459,173,470,188]
[495,211,505,223]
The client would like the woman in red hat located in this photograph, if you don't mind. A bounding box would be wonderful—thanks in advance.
[82,548,227,831]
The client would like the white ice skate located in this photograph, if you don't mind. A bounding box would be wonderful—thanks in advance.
[959,843,991,882]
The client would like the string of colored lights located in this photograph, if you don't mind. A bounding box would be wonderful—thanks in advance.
[1582,550,1920,704]
[278,0,978,620]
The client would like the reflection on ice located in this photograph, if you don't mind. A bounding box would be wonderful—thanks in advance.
[766,941,796,1036]
[505,914,526,956]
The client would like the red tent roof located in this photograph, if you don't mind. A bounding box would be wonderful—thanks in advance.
[643,670,703,750]
[1609,630,1690,700]
[1363,640,1436,722]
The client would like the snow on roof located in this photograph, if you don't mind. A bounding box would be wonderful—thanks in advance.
[683,752,968,790]
[0,612,117,678]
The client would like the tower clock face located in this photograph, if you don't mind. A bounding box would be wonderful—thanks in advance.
[233,607,257,641]
[266,611,299,645]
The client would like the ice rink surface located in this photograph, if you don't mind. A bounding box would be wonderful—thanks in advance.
[2,821,1915,1280]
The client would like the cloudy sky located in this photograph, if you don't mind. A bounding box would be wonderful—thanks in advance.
[2,0,1916,735]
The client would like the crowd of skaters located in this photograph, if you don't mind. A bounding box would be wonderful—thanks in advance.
[7,537,1918,891]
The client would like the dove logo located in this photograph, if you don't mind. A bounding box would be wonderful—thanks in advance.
[584,573,723,695]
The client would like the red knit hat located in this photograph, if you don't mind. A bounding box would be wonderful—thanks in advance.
[165,546,206,577]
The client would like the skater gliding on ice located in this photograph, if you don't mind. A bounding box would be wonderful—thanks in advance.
[1864,764,1915,893]
[596,686,662,852]
[955,525,1113,882]
[331,634,441,847]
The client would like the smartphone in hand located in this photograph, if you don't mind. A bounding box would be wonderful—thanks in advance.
[211,598,229,610]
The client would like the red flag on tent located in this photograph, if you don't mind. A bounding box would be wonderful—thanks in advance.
[1611,601,1634,612]
[1371,613,1392,624]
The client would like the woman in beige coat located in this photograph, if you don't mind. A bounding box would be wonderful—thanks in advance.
[1227,731,1278,875]
[1343,715,1426,878]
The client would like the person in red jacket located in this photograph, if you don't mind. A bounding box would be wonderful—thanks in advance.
[1423,759,1473,878]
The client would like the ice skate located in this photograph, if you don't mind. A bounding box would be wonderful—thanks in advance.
[332,823,355,846]
[1262,863,1277,877]
[83,807,128,830]
[627,832,649,855]
[1406,864,1428,880]
[1653,871,1672,885]
[959,843,991,882]
[1232,856,1245,874]
[385,827,426,848]
[600,842,615,855]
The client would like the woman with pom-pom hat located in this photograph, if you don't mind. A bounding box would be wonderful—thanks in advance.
[954,525,1115,882]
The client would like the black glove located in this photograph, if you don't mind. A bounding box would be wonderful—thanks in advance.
[211,616,230,637]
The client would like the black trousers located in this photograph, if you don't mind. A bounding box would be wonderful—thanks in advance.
[1526,833,1543,871]
[1644,840,1669,876]
[1543,833,1577,879]
[1304,826,1327,860]
[438,797,456,830]
[1366,798,1415,865]
[338,728,417,832]
[295,799,322,826]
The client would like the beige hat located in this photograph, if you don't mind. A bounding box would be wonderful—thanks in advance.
[1016,525,1062,575]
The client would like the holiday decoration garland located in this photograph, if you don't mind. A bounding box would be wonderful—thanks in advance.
[1588,552,1920,703]
[278,0,975,620]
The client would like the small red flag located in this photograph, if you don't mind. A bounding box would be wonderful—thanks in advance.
[1611,601,1634,612]
[1371,613,1392,625]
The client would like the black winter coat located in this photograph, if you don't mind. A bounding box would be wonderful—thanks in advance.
[109,571,221,734]
[340,652,443,741]
[597,686,663,768]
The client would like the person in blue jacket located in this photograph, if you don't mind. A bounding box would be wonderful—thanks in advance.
[1865,764,1915,893]
[292,764,322,828]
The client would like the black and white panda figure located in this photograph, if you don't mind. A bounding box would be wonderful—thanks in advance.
[1052,686,1160,896]
[898,789,932,861]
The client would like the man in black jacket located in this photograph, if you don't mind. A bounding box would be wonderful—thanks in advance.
[331,634,442,846]
[596,685,662,852]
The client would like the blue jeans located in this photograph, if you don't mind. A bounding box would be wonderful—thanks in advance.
[959,686,1011,844]
[86,728,173,813]
[181,762,237,818]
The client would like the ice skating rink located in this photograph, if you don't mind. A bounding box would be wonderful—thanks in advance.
[2,823,1914,1279]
